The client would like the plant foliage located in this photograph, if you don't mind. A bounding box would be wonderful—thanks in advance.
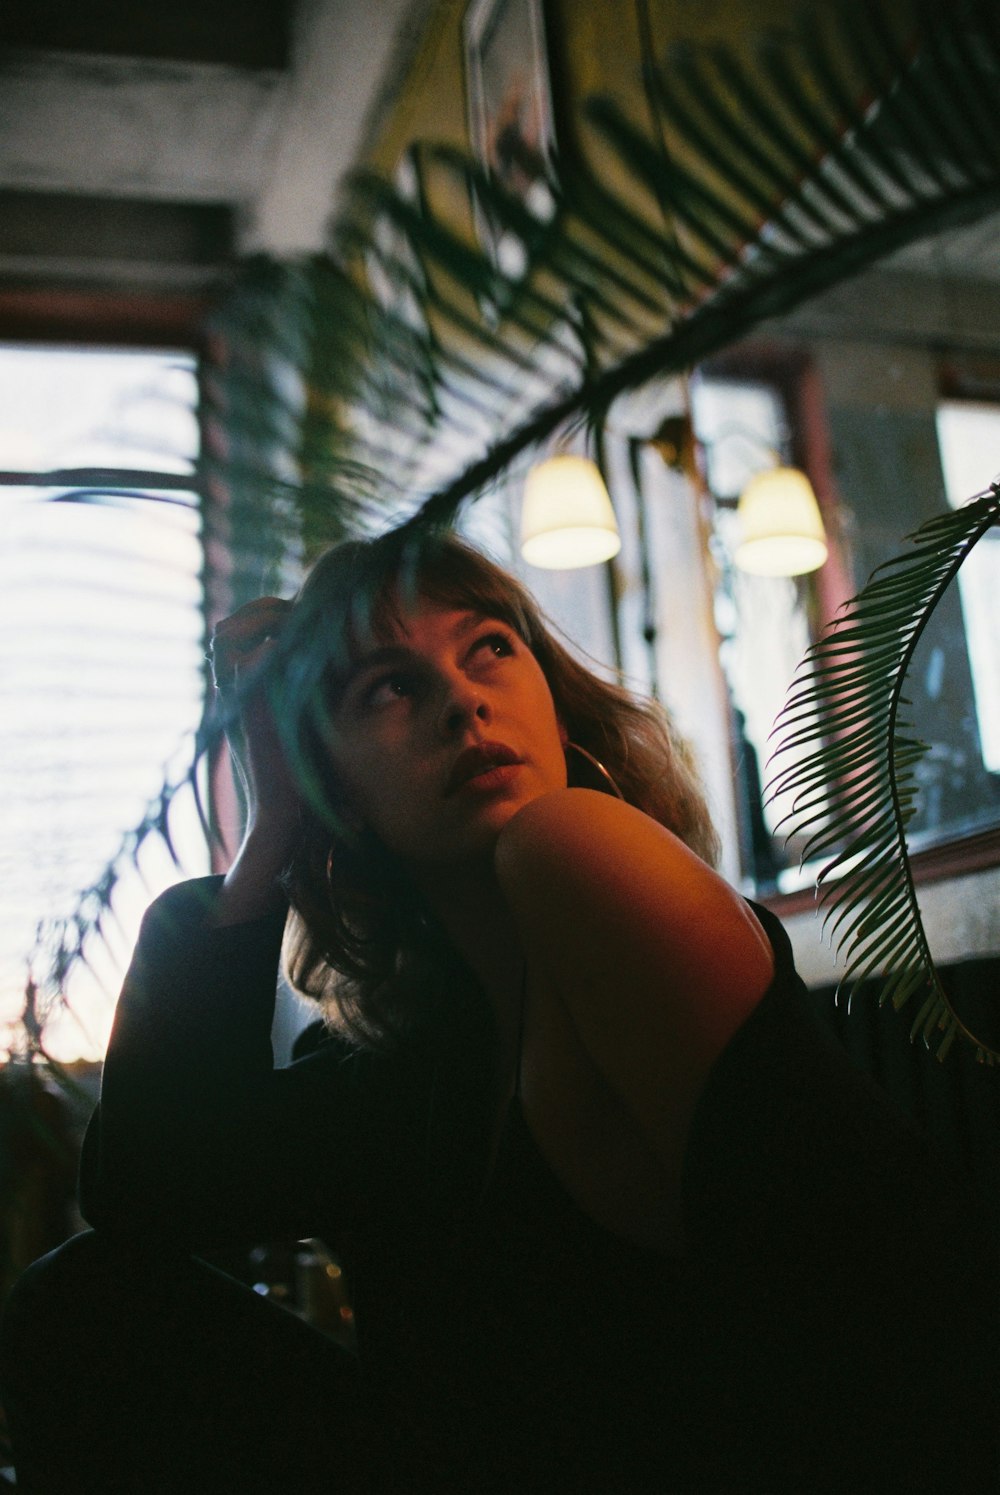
[16,0,1000,1058]
[768,488,1000,1063]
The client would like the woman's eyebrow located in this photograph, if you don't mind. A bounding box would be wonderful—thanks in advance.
[339,613,498,689]
[451,609,492,638]
[341,643,416,687]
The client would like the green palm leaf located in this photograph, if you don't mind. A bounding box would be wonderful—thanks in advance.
[255,0,1000,544]
[768,488,1000,1064]
[17,0,1000,1058]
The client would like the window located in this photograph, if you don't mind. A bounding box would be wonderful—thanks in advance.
[0,346,207,1063]
[685,353,1000,901]
[826,368,1000,854]
[690,371,814,891]
[935,400,1000,775]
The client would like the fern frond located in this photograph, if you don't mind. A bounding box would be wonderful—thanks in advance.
[22,0,1000,1059]
[768,488,1000,1062]
[297,0,1000,538]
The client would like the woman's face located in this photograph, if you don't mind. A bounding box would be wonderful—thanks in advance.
[325,593,568,873]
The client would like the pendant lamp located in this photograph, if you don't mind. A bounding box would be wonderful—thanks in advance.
[734,466,828,577]
[520,454,621,569]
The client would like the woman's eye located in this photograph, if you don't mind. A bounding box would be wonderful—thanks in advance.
[364,673,415,708]
[475,631,515,660]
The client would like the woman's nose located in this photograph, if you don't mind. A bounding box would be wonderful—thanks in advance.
[437,674,489,735]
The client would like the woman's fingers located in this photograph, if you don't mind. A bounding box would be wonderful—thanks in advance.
[210,598,291,692]
[210,598,303,838]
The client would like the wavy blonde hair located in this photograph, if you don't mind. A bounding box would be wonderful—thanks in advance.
[277,530,718,1047]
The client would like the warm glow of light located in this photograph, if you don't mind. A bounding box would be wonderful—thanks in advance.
[734,467,828,577]
[521,455,621,569]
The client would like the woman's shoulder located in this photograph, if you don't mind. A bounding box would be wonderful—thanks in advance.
[495,790,776,1189]
[498,787,764,925]
[496,788,773,1030]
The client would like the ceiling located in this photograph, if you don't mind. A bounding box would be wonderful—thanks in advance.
[2,2,998,341]
[0,0,426,306]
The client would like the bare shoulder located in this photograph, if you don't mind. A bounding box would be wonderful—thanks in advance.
[495,789,775,1177]
[496,788,773,994]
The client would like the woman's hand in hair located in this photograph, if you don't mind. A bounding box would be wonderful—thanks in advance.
[210,597,299,925]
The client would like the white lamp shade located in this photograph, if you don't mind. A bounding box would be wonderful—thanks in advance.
[734,467,828,577]
[520,455,622,570]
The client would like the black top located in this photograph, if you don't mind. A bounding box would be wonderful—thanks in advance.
[80,877,998,1492]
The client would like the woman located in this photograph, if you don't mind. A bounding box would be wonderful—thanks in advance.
[2,532,996,1493]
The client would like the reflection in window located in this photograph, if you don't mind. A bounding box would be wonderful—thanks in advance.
[0,347,207,1063]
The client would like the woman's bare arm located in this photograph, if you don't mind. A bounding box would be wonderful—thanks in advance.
[494,788,774,1189]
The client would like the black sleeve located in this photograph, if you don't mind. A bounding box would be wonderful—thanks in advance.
[79,877,389,1252]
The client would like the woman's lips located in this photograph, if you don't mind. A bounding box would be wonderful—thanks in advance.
[445,742,523,795]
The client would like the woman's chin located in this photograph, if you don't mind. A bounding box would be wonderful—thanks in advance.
[407,805,524,879]
[394,773,566,874]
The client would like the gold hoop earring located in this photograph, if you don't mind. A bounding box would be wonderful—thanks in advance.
[564,741,625,800]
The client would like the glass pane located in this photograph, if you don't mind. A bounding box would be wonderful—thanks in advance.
[690,378,785,499]
[936,401,1000,774]
[691,375,811,890]
[0,347,207,1063]
[0,346,198,475]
